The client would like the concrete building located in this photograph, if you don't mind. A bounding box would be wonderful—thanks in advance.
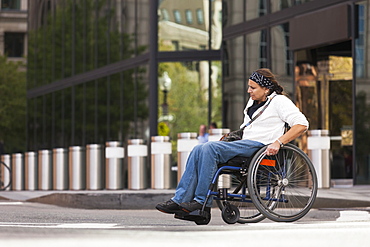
[0,0,28,64]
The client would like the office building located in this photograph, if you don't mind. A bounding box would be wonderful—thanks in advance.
[26,0,370,186]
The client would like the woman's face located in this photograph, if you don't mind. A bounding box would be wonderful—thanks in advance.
[247,79,268,103]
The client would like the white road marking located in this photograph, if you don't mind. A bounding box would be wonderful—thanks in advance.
[0,202,24,206]
[54,223,119,229]
[0,222,119,229]
[336,210,370,222]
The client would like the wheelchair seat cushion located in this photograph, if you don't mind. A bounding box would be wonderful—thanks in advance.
[219,156,251,167]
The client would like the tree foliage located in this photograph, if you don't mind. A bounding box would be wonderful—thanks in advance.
[27,0,148,149]
[0,56,26,153]
[159,61,222,151]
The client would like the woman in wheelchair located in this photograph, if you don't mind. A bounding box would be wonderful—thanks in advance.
[156,68,309,216]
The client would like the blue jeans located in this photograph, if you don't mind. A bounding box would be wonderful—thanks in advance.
[172,139,264,207]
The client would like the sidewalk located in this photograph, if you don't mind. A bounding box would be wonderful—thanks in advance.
[1,186,370,210]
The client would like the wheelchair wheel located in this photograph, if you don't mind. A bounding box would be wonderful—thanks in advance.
[221,203,240,224]
[216,173,266,224]
[247,143,318,222]
[0,161,11,191]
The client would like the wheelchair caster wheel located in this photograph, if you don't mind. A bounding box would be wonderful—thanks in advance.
[221,204,240,224]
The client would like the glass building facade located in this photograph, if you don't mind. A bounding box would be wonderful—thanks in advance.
[27,0,370,186]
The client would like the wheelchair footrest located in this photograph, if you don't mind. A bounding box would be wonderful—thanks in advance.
[174,208,211,225]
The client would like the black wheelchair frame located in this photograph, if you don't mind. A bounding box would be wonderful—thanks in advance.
[175,143,318,225]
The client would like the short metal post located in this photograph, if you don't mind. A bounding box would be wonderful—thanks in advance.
[128,139,147,190]
[105,142,124,190]
[25,151,37,190]
[38,150,52,190]
[69,146,86,190]
[151,136,172,189]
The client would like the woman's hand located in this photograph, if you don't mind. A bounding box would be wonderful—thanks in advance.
[265,141,280,156]
[265,124,307,156]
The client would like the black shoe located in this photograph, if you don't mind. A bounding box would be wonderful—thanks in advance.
[156,200,182,214]
[180,200,203,213]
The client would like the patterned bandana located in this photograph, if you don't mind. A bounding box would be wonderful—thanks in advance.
[249,71,274,89]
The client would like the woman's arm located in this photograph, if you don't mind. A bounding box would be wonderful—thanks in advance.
[265,124,307,156]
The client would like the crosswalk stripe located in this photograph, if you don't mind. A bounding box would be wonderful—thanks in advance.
[0,202,24,205]
[54,223,118,228]
[0,222,119,229]
[336,210,370,222]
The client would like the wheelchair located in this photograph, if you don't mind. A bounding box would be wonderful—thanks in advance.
[174,143,318,225]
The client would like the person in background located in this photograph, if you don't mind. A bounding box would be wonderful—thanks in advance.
[209,122,217,129]
[197,124,209,143]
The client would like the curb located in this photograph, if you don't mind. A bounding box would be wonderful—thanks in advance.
[22,192,370,210]
[26,192,174,209]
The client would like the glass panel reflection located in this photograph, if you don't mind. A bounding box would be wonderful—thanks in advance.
[27,68,149,150]
[271,0,313,12]
[27,0,148,89]
[223,0,267,26]
[158,0,222,50]
[271,23,293,95]
[245,31,266,74]
[158,60,221,142]
[355,2,370,184]
[223,30,268,130]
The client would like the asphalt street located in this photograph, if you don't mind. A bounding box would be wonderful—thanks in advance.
[0,200,369,247]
